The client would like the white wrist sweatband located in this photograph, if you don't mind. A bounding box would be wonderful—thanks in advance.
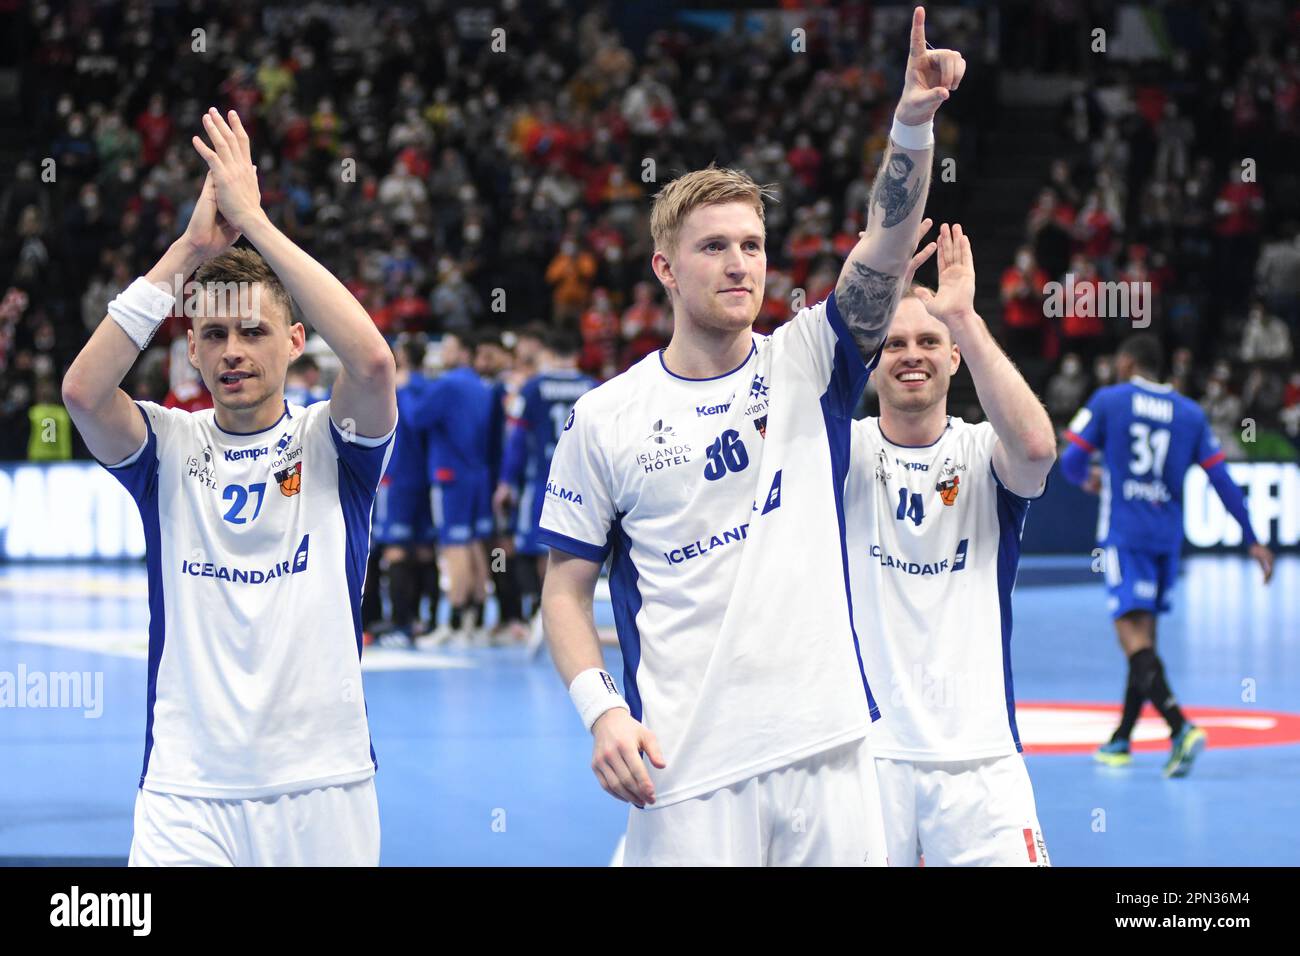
[108,277,176,349]
[569,667,629,732]
[890,116,934,150]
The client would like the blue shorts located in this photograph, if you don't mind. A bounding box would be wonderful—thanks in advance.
[1103,546,1179,618]
[372,478,435,546]
[432,477,492,545]
[514,479,548,557]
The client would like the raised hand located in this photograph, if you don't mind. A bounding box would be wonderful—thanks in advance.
[179,172,241,262]
[896,6,967,126]
[913,223,975,327]
[191,108,263,234]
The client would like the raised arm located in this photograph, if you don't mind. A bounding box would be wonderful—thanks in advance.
[63,173,238,464]
[192,107,396,438]
[915,224,1056,496]
[835,6,964,359]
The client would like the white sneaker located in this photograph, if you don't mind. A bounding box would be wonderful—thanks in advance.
[415,625,455,650]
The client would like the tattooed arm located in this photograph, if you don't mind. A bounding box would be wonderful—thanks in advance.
[834,6,965,360]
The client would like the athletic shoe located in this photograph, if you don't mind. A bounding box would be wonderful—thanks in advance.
[1094,737,1132,767]
[1163,725,1207,778]
[376,630,412,649]
[415,625,455,650]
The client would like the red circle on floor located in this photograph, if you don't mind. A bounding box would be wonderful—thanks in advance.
[1015,702,1300,754]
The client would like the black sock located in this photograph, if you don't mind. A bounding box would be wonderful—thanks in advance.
[418,556,441,630]
[450,605,463,630]
[493,560,523,624]
[1130,648,1186,737]
[1147,653,1186,736]
[1114,651,1146,740]
[389,558,418,631]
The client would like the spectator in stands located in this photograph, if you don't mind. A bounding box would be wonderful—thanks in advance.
[1001,246,1049,358]
[545,236,597,327]
[1240,299,1293,365]
[1046,353,1089,427]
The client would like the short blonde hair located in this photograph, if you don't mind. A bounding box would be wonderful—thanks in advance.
[649,165,775,255]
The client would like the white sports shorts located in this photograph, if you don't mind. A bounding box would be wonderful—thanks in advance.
[875,753,1049,867]
[128,777,380,867]
[623,736,887,867]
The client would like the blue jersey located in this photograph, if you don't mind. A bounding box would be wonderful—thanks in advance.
[502,369,599,490]
[408,365,494,483]
[1065,377,1224,552]
[384,371,431,489]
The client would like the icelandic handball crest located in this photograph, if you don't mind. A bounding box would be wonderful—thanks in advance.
[937,474,959,506]
[276,461,303,497]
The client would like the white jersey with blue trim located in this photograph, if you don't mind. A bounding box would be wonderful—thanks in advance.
[539,295,881,807]
[845,417,1034,761]
[103,399,394,799]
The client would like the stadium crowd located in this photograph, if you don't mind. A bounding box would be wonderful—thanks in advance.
[1,1,1296,509]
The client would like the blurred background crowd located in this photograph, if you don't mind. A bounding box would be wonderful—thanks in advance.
[0,0,1297,464]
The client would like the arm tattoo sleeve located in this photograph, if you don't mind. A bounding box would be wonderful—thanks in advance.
[836,261,900,356]
[873,152,924,228]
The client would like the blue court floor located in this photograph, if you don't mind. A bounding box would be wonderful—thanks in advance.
[1,554,1296,866]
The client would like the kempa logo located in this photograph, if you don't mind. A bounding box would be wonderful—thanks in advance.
[225,446,267,462]
[50,886,151,936]
[0,665,103,718]
[1042,275,1151,328]
[696,401,732,417]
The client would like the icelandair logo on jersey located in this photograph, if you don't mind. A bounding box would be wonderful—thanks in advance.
[181,534,311,583]
[664,522,749,565]
[545,481,583,506]
[225,446,268,462]
[869,538,968,575]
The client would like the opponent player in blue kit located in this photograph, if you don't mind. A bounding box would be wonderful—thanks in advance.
[539,8,965,865]
[1062,334,1274,777]
[61,108,397,865]
[371,338,437,646]
[494,328,597,650]
[409,331,495,645]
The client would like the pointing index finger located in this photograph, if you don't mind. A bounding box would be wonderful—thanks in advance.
[910,6,926,60]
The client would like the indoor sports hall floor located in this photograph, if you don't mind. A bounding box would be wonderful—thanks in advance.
[1,553,1297,866]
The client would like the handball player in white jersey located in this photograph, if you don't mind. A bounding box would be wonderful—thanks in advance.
[540,9,965,865]
[844,224,1056,866]
[61,108,397,866]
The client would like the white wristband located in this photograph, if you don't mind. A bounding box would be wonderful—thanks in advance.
[890,116,934,150]
[108,277,176,350]
[569,667,629,732]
